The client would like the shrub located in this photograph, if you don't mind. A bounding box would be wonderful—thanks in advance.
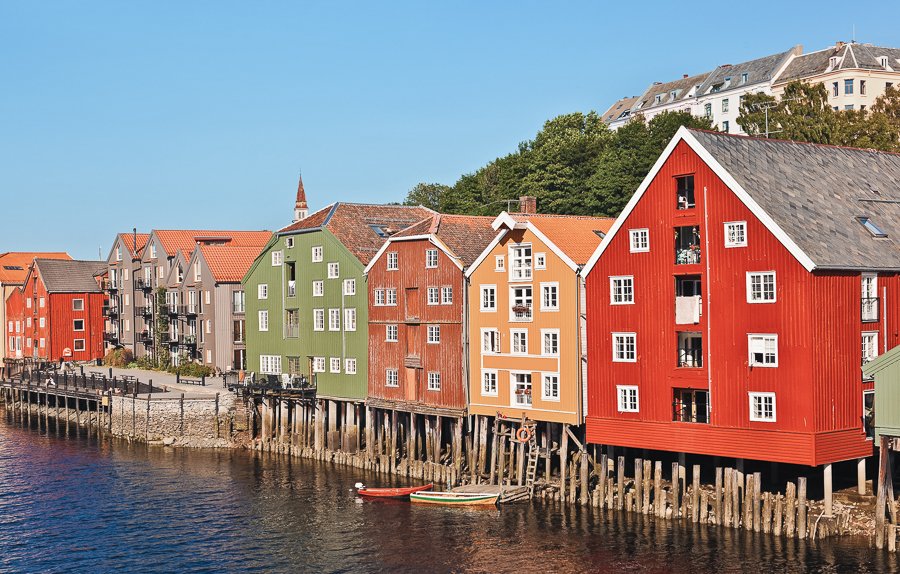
[167,361,214,378]
[103,348,134,368]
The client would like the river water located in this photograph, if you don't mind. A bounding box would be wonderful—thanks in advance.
[0,410,890,574]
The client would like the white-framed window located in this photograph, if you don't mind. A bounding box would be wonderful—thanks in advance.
[285,236,294,249]
[749,392,776,422]
[25,298,31,309]
[205,290,211,305]
[312,246,323,262]
[194,262,202,281]
[345,358,357,375]
[629,229,649,253]
[748,334,778,367]
[542,329,559,356]
[386,369,399,387]
[387,252,399,271]
[542,373,560,401]
[327,262,340,279]
[271,251,283,266]
[617,385,639,412]
[482,370,498,396]
[73,319,85,332]
[610,276,634,305]
[260,355,282,375]
[426,249,438,268]
[39,297,45,308]
[73,339,86,352]
[612,332,636,362]
[427,325,440,344]
[25,318,30,328]
[39,317,45,328]
[510,285,533,321]
[427,287,440,305]
[72,299,84,311]
[427,372,441,391]
[512,372,532,407]
[124,294,130,306]
[206,319,211,334]
[344,308,356,331]
[482,328,500,354]
[39,338,45,349]
[258,284,268,300]
[374,289,385,306]
[863,331,879,365]
[386,324,398,342]
[206,349,212,363]
[330,357,341,373]
[313,309,325,331]
[386,289,397,306]
[116,246,122,261]
[495,255,505,272]
[124,319,130,332]
[540,282,559,311]
[258,310,269,332]
[535,253,546,270]
[510,243,533,281]
[313,357,326,373]
[313,280,324,297]
[124,268,130,282]
[150,244,157,258]
[441,286,453,305]
[511,329,528,354]
[480,285,496,311]
[724,221,747,248]
[862,274,878,322]
[343,279,356,296]
[747,272,776,303]
[328,309,341,331]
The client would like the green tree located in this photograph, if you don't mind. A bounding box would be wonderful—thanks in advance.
[403,182,452,211]
[154,287,170,369]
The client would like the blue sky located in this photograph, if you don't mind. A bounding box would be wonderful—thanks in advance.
[1,1,897,259]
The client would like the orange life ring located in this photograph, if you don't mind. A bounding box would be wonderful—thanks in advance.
[516,426,532,443]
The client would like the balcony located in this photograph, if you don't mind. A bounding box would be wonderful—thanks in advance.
[138,331,153,345]
[287,280,297,298]
[183,334,197,346]
[511,304,532,322]
[677,332,703,368]
[135,277,152,291]
[185,304,199,316]
[862,297,879,322]
[105,280,120,292]
[102,305,119,317]
[136,306,153,317]
[673,389,709,424]
[675,226,701,265]
[103,331,119,343]
[167,304,178,316]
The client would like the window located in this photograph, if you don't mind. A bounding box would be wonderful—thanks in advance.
[749,392,776,422]
[194,262,202,281]
[39,317,45,328]
[328,309,341,331]
[313,357,326,373]
[330,358,341,374]
[272,251,283,266]
[386,369,399,387]
[39,297,45,308]
[386,324,398,342]
[344,308,356,331]
[74,339,85,352]
[374,289,385,306]
[72,299,84,311]
[386,289,397,306]
[482,370,498,396]
[482,329,500,353]
[206,350,212,363]
[205,290,210,305]
[845,79,854,95]
[629,229,649,253]
[845,105,854,111]
[495,255,505,272]
[387,252,399,271]
[747,272,776,303]
[858,217,887,238]
[313,280,324,297]
[676,175,695,209]
[343,279,356,296]
[617,385,639,412]
[861,80,867,95]
[863,331,879,365]
[150,244,157,259]
[441,287,453,305]
[39,338,45,349]
[542,330,559,356]
[312,246,323,262]
[258,284,268,300]
[704,103,712,118]
[722,98,729,113]
[285,237,294,249]
[511,329,528,354]
[260,355,282,375]
[748,334,778,367]
[258,310,269,332]
[327,262,340,279]
[426,249,438,268]
[512,373,532,407]
[116,246,122,261]
[724,221,747,247]
[510,285,533,321]
[345,358,357,375]
[510,244,533,281]
[535,253,546,270]
[481,285,496,311]
[313,309,325,331]
[542,373,560,401]
[610,276,634,305]
[612,333,637,362]
[428,372,441,391]
[862,274,879,322]
[427,325,440,344]
[73,319,84,331]
[427,287,440,305]
[26,299,31,309]
[540,283,559,311]
[722,120,730,133]
[741,72,748,84]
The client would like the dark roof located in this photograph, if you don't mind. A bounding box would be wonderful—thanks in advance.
[634,72,711,113]
[34,259,106,293]
[697,48,798,95]
[392,214,497,267]
[279,203,435,265]
[777,43,900,83]
[689,129,900,270]
[601,96,640,124]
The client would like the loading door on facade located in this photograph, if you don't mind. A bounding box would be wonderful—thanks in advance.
[405,367,419,402]
[405,288,419,322]
[406,324,421,402]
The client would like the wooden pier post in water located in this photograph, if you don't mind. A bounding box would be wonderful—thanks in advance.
[634,458,643,513]
[797,477,808,539]
[723,468,733,527]
[580,450,589,506]
[671,462,680,518]
[785,482,797,537]
[642,459,651,515]
[691,465,700,523]
[617,456,625,510]
[654,461,663,518]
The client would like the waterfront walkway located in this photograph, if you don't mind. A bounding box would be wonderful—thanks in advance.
[95,367,225,398]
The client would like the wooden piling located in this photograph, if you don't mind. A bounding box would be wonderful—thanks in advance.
[753,472,762,533]
[617,456,625,510]
[762,492,772,534]
[774,493,784,536]
[691,465,700,523]
[580,450,589,506]
[671,462,680,519]
[785,482,797,537]
[634,458,643,514]
[723,468,733,527]
[599,454,608,509]
[560,425,569,502]
[797,477,808,539]
[642,459,651,515]
[654,461,663,518]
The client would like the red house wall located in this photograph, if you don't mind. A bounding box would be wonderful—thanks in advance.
[368,238,466,411]
[48,292,105,362]
[585,140,873,466]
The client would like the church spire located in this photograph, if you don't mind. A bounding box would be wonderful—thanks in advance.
[293,173,308,223]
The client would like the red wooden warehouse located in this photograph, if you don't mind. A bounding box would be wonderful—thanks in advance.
[5,259,107,363]
[364,214,496,460]
[581,127,900,472]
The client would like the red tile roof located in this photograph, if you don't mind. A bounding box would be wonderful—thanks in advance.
[0,252,71,285]
[117,233,150,258]
[154,230,272,259]
[510,214,615,265]
[199,244,268,283]
[393,214,497,267]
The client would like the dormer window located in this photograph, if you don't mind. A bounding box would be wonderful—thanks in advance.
[724,76,732,87]
[670,90,678,100]
[741,73,749,84]
[858,217,887,238]
[880,56,889,69]
[830,56,839,69]
[655,94,663,104]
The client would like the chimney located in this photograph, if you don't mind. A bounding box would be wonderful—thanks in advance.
[683,74,688,79]
[293,174,309,223]
[132,227,137,256]
[518,196,537,214]
[835,41,845,50]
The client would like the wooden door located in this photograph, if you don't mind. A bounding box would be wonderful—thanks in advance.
[405,287,419,321]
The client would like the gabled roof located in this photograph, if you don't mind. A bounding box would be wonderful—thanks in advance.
[0,252,70,285]
[634,71,711,113]
[117,232,150,258]
[697,47,799,95]
[32,259,106,293]
[601,96,640,124]
[198,244,270,283]
[152,230,272,259]
[777,42,900,83]
[583,127,900,276]
[278,203,435,265]
[862,344,900,378]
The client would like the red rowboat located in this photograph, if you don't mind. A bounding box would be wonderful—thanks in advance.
[355,482,433,499]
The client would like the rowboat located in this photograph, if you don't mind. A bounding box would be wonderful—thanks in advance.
[355,482,433,499]
[409,491,500,506]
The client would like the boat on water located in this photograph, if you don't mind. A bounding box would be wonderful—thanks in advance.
[409,491,500,506]
[355,482,433,499]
